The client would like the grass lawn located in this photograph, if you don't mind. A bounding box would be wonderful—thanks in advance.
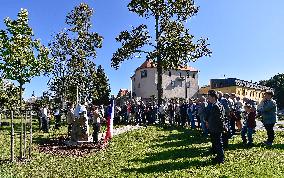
[1,122,284,178]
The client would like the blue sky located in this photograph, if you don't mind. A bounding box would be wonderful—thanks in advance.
[0,0,283,99]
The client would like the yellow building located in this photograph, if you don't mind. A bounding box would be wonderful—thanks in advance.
[199,78,273,104]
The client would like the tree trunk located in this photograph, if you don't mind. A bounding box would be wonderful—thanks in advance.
[19,82,23,159]
[10,110,14,162]
[29,110,32,159]
[76,85,79,105]
[24,111,27,158]
[155,15,163,107]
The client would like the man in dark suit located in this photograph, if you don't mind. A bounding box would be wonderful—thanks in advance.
[206,90,226,164]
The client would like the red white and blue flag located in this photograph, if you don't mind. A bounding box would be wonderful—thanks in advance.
[104,99,114,142]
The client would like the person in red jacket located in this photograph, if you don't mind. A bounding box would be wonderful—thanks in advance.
[241,104,256,147]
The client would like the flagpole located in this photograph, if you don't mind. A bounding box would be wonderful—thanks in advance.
[110,96,114,138]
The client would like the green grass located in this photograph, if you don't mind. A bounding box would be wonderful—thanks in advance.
[1,123,284,178]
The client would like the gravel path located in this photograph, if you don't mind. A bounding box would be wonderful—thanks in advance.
[113,125,144,136]
[255,120,284,131]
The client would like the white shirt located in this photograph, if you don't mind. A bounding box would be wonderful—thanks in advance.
[41,107,48,118]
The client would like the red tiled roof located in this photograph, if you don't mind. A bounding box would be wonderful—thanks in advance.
[135,60,198,72]
[136,60,156,71]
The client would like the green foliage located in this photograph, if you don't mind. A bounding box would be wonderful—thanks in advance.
[1,126,284,177]
[259,73,284,109]
[0,9,51,85]
[92,65,111,105]
[0,79,21,109]
[111,25,151,69]
[111,1,212,104]
[49,3,106,104]
[32,91,51,110]
[111,0,211,69]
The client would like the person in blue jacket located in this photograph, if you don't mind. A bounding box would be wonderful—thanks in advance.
[259,91,277,146]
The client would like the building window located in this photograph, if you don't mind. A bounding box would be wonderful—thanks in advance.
[192,73,196,79]
[141,70,147,78]
[169,71,171,77]
[138,83,140,88]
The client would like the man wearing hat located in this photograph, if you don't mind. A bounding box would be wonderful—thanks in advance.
[258,91,277,146]
[206,90,226,164]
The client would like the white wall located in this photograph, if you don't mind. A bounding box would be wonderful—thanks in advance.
[132,68,199,99]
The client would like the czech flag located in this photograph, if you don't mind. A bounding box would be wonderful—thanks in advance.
[104,98,114,142]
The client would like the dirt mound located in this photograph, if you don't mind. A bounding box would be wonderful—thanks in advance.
[37,136,108,157]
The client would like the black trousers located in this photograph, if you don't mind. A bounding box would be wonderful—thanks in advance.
[38,116,42,130]
[180,114,187,126]
[41,117,49,132]
[93,123,101,143]
[210,132,224,162]
[222,131,229,149]
[264,124,275,143]
[54,115,61,129]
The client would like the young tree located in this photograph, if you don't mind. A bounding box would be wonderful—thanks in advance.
[111,0,212,105]
[0,9,52,159]
[92,65,111,105]
[49,3,103,104]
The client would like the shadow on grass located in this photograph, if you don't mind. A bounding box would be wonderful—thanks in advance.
[0,159,12,165]
[123,159,213,174]
[152,127,210,147]
[132,146,210,163]
[124,127,214,174]
[0,119,41,133]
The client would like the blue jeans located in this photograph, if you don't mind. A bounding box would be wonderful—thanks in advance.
[241,125,254,144]
[200,116,208,135]
[188,113,196,129]
[225,118,232,138]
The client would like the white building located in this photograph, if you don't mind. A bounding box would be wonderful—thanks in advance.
[131,60,199,99]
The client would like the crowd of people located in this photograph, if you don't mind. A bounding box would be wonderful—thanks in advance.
[114,90,278,164]
[36,90,278,164]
